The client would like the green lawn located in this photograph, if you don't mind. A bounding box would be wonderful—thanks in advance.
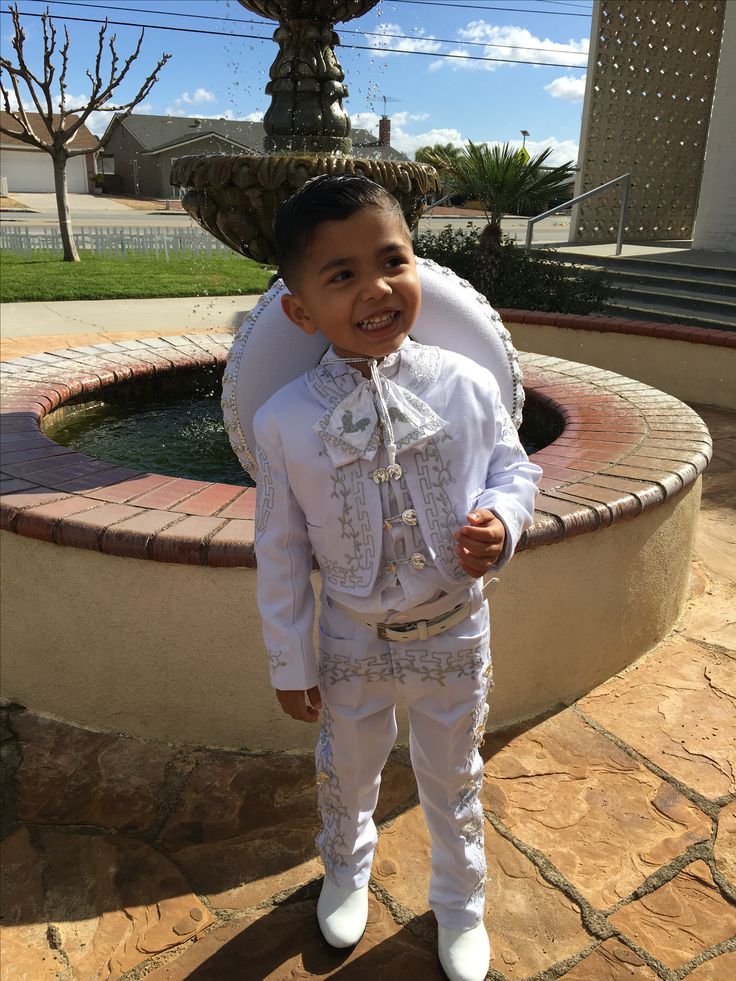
[0,250,274,303]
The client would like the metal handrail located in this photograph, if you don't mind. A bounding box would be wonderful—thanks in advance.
[421,192,457,214]
[525,173,631,256]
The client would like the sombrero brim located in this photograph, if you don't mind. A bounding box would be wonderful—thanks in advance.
[221,257,525,480]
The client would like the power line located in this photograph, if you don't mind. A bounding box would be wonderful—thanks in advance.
[19,0,590,57]
[1,7,589,69]
[539,0,592,9]
[390,0,590,16]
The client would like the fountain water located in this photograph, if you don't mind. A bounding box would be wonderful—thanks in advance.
[169,0,440,264]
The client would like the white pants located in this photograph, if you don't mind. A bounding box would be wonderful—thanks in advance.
[315,584,493,930]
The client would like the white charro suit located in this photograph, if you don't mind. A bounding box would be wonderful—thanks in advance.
[253,339,541,929]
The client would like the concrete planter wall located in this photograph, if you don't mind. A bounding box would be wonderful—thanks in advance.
[0,318,722,750]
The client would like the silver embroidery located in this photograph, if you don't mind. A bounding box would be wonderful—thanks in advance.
[315,412,382,460]
[309,361,365,408]
[449,643,492,895]
[220,289,278,479]
[412,435,464,581]
[405,341,441,395]
[319,644,487,687]
[315,705,350,879]
[254,445,274,540]
[458,776,483,813]
[466,861,487,913]
[460,800,485,849]
[266,649,287,674]
[313,462,375,589]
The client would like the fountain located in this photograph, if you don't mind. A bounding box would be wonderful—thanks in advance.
[169,0,440,264]
[0,0,714,754]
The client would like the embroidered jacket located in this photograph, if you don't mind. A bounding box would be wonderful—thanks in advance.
[253,341,542,690]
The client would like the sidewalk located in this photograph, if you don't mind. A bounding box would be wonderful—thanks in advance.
[0,294,258,361]
[1,322,734,980]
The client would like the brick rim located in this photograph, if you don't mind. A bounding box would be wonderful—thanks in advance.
[0,332,712,566]
[497,309,736,347]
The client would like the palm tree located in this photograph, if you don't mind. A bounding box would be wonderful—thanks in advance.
[427,140,575,291]
[414,142,461,167]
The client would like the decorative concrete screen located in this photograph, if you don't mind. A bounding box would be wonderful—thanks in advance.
[574,0,726,242]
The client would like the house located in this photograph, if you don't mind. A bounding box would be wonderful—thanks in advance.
[100,112,409,197]
[100,114,263,198]
[0,111,97,193]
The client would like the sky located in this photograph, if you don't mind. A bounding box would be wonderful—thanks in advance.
[1,0,594,165]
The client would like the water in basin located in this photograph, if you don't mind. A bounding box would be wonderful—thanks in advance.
[44,367,561,487]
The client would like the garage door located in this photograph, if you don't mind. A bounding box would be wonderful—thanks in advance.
[0,149,89,193]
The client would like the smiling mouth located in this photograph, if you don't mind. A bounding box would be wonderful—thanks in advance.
[355,310,399,332]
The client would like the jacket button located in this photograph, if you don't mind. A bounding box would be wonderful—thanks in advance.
[386,463,403,480]
[409,551,427,570]
[371,468,388,484]
[401,508,418,526]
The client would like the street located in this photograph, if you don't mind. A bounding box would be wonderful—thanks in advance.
[1,193,573,246]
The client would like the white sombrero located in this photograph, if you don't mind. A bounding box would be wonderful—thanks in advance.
[221,257,525,480]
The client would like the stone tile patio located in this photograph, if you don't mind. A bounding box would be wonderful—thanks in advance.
[0,348,733,981]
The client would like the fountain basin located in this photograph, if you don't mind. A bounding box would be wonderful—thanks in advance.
[0,328,711,750]
[170,154,439,264]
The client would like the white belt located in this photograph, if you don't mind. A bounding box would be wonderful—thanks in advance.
[332,578,498,643]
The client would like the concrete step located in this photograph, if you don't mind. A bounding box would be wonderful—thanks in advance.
[601,296,736,331]
[597,269,736,297]
[606,283,736,320]
[553,250,736,286]
[551,250,736,330]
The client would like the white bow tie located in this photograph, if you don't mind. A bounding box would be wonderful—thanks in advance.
[314,363,447,468]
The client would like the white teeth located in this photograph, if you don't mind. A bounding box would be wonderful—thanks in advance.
[357,311,397,331]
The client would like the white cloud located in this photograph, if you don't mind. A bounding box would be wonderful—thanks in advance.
[84,112,107,137]
[392,111,430,126]
[243,110,264,122]
[76,102,156,137]
[429,21,588,73]
[165,88,217,114]
[545,75,587,101]
[366,22,443,57]
[179,88,216,105]
[351,110,462,156]
[505,136,579,167]
[400,128,466,156]
[165,106,237,119]
[352,109,578,165]
[2,89,156,139]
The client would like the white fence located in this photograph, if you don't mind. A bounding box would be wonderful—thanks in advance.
[0,225,239,258]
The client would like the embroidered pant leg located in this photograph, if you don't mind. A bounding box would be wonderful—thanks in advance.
[398,596,492,931]
[316,599,398,889]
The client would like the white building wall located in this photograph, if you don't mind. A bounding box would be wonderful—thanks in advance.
[693,0,736,253]
[0,148,89,193]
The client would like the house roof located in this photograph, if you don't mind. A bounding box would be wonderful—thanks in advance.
[108,113,263,155]
[106,112,407,161]
[350,132,408,162]
[0,111,98,150]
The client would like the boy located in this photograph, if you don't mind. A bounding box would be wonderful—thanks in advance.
[253,174,541,981]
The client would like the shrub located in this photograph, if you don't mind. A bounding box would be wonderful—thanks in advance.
[415,225,610,315]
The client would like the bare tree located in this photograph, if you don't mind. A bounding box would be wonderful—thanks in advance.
[0,4,170,261]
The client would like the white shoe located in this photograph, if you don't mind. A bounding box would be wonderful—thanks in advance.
[438,922,491,981]
[316,879,369,948]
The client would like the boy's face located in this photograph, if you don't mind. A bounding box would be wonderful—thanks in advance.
[280,206,421,363]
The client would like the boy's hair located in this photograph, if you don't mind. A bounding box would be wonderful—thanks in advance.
[275,174,410,289]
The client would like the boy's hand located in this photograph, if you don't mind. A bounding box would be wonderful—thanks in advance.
[454,508,506,578]
[276,686,322,723]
